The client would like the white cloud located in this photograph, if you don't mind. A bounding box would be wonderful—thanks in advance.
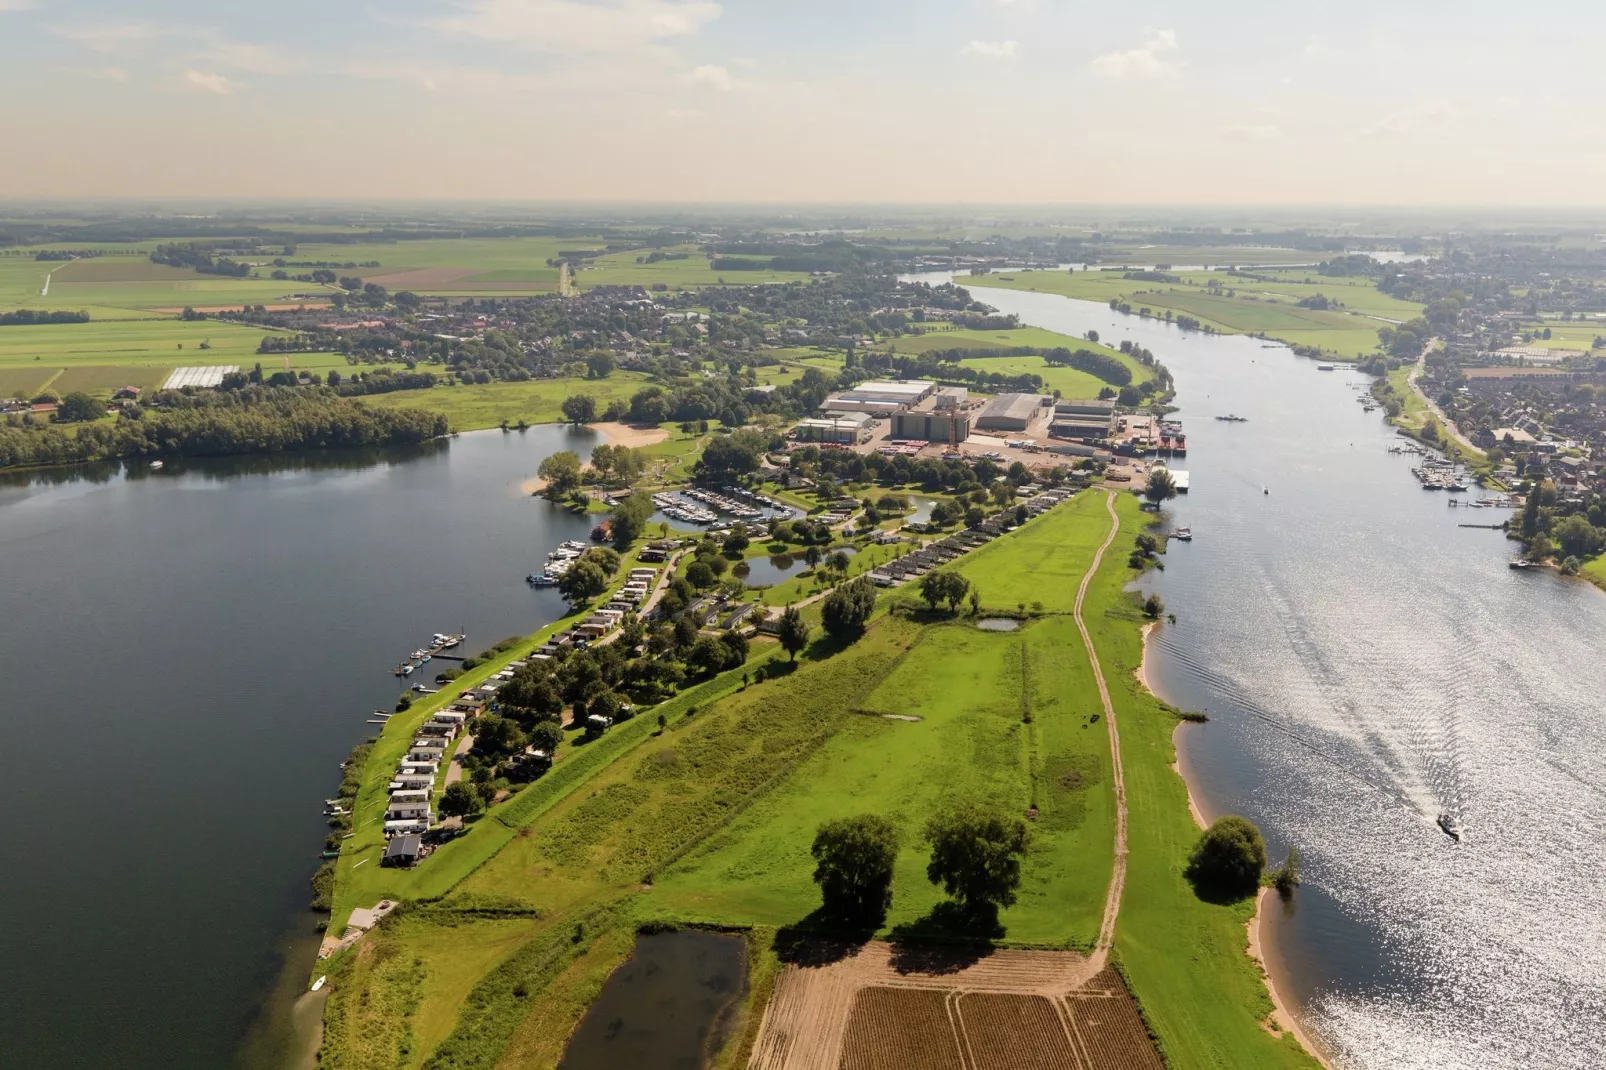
[203,38,293,75]
[1221,124,1284,141]
[433,0,721,54]
[185,70,236,95]
[49,22,170,53]
[0,0,39,11]
[961,39,1018,60]
[690,63,736,91]
[1090,29,1179,79]
[1361,99,1455,137]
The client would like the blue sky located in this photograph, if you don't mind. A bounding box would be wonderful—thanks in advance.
[2,0,1602,203]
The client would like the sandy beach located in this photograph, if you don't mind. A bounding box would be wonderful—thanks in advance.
[593,421,669,448]
[1139,621,1335,1070]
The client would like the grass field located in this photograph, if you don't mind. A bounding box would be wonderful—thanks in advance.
[888,325,1153,396]
[363,372,652,432]
[575,245,815,291]
[313,489,1323,1068]
[968,268,1420,360]
[650,613,1114,948]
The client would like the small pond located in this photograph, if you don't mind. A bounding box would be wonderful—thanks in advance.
[977,618,1021,632]
[559,930,747,1070]
[738,545,857,588]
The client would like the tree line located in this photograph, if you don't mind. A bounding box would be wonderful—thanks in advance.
[0,387,447,470]
[0,309,90,326]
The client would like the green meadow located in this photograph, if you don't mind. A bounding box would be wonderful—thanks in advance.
[574,245,815,291]
[363,372,653,432]
[968,266,1421,359]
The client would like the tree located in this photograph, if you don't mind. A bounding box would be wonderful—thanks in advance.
[558,560,608,603]
[804,545,822,570]
[473,714,526,759]
[777,605,810,662]
[821,576,877,641]
[811,815,901,923]
[528,720,564,754]
[1144,467,1177,507]
[919,570,970,613]
[439,781,479,818]
[54,391,101,423]
[538,450,583,497]
[588,689,623,722]
[1184,815,1267,901]
[585,351,616,379]
[1552,514,1602,559]
[1142,594,1165,619]
[611,491,654,550]
[685,635,732,679]
[561,394,597,424]
[684,560,715,589]
[923,806,1029,913]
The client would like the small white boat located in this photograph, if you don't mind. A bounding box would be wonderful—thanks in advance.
[148,460,164,470]
[311,976,327,992]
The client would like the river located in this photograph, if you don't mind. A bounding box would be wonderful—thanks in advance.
[0,427,601,1069]
[916,276,1606,1069]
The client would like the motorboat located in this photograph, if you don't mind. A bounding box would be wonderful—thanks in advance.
[1436,813,1462,842]
[1509,559,1534,570]
[1170,527,1193,541]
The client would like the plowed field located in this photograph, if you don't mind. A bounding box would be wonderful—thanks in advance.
[839,988,964,1070]
[957,993,1083,1070]
[1063,970,1165,1070]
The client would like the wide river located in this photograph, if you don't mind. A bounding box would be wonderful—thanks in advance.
[921,275,1606,1069]
[0,427,602,1068]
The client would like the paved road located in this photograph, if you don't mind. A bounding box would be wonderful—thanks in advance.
[1407,339,1483,457]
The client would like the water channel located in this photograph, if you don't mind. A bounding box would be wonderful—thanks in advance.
[923,275,1606,1068]
[0,426,602,1069]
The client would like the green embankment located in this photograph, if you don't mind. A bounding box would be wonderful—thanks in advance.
[967,268,1420,360]
[317,489,1322,1069]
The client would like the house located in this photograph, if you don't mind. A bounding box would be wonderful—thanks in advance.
[391,771,434,791]
[383,834,423,867]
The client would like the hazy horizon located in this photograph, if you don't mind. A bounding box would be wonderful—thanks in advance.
[3,0,1605,205]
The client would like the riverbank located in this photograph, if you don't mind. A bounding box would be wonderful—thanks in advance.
[1145,616,1335,1069]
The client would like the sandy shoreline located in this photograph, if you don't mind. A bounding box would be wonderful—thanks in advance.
[1139,623,1336,1070]
[592,421,669,449]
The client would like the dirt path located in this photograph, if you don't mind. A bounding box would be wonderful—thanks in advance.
[1073,489,1127,966]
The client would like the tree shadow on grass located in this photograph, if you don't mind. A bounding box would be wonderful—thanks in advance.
[773,906,881,968]
[885,902,1005,975]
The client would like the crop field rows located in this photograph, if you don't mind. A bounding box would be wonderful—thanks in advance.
[748,942,1162,1070]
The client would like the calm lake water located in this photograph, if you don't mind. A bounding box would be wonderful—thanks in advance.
[931,276,1606,1069]
[558,930,746,1070]
[0,427,600,1069]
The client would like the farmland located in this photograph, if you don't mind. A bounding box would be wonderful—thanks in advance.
[574,244,816,291]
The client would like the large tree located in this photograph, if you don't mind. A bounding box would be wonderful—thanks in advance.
[923,805,1029,913]
[557,560,608,604]
[1184,815,1267,901]
[821,575,877,641]
[811,815,901,923]
[538,450,582,497]
[918,570,970,613]
[610,491,655,550]
[561,394,597,424]
[1144,467,1177,507]
[777,605,810,662]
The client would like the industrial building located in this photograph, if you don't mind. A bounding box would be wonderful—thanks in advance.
[821,379,936,415]
[794,412,876,444]
[974,393,1044,432]
[1050,398,1117,442]
[891,410,971,444]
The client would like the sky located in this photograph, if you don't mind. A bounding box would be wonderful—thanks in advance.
[2,0,1605,205]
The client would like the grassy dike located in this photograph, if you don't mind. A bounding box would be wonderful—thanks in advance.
[316,490,1321,1068]
[1081,493,1319,1068]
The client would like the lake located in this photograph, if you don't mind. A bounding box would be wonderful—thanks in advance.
[0,426,601,1069]
[930,277,1606,1069]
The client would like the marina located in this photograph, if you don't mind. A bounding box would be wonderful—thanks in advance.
[392,632,464,676]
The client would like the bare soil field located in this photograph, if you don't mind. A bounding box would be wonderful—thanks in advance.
[957,993,1082,1070]
[1063,970,1165,1070]
[747,942,1161,1070]
[839,988,964,1070]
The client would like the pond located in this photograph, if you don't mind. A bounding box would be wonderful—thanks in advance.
[559,930,747,1070]
[736,545,857,588]
[976,618,1021,632]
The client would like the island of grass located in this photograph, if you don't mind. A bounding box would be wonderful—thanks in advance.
[314,489,1321,1070]
[965,266,1423,360]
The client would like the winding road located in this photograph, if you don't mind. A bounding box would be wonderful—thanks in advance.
[1073,489,1128,966]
